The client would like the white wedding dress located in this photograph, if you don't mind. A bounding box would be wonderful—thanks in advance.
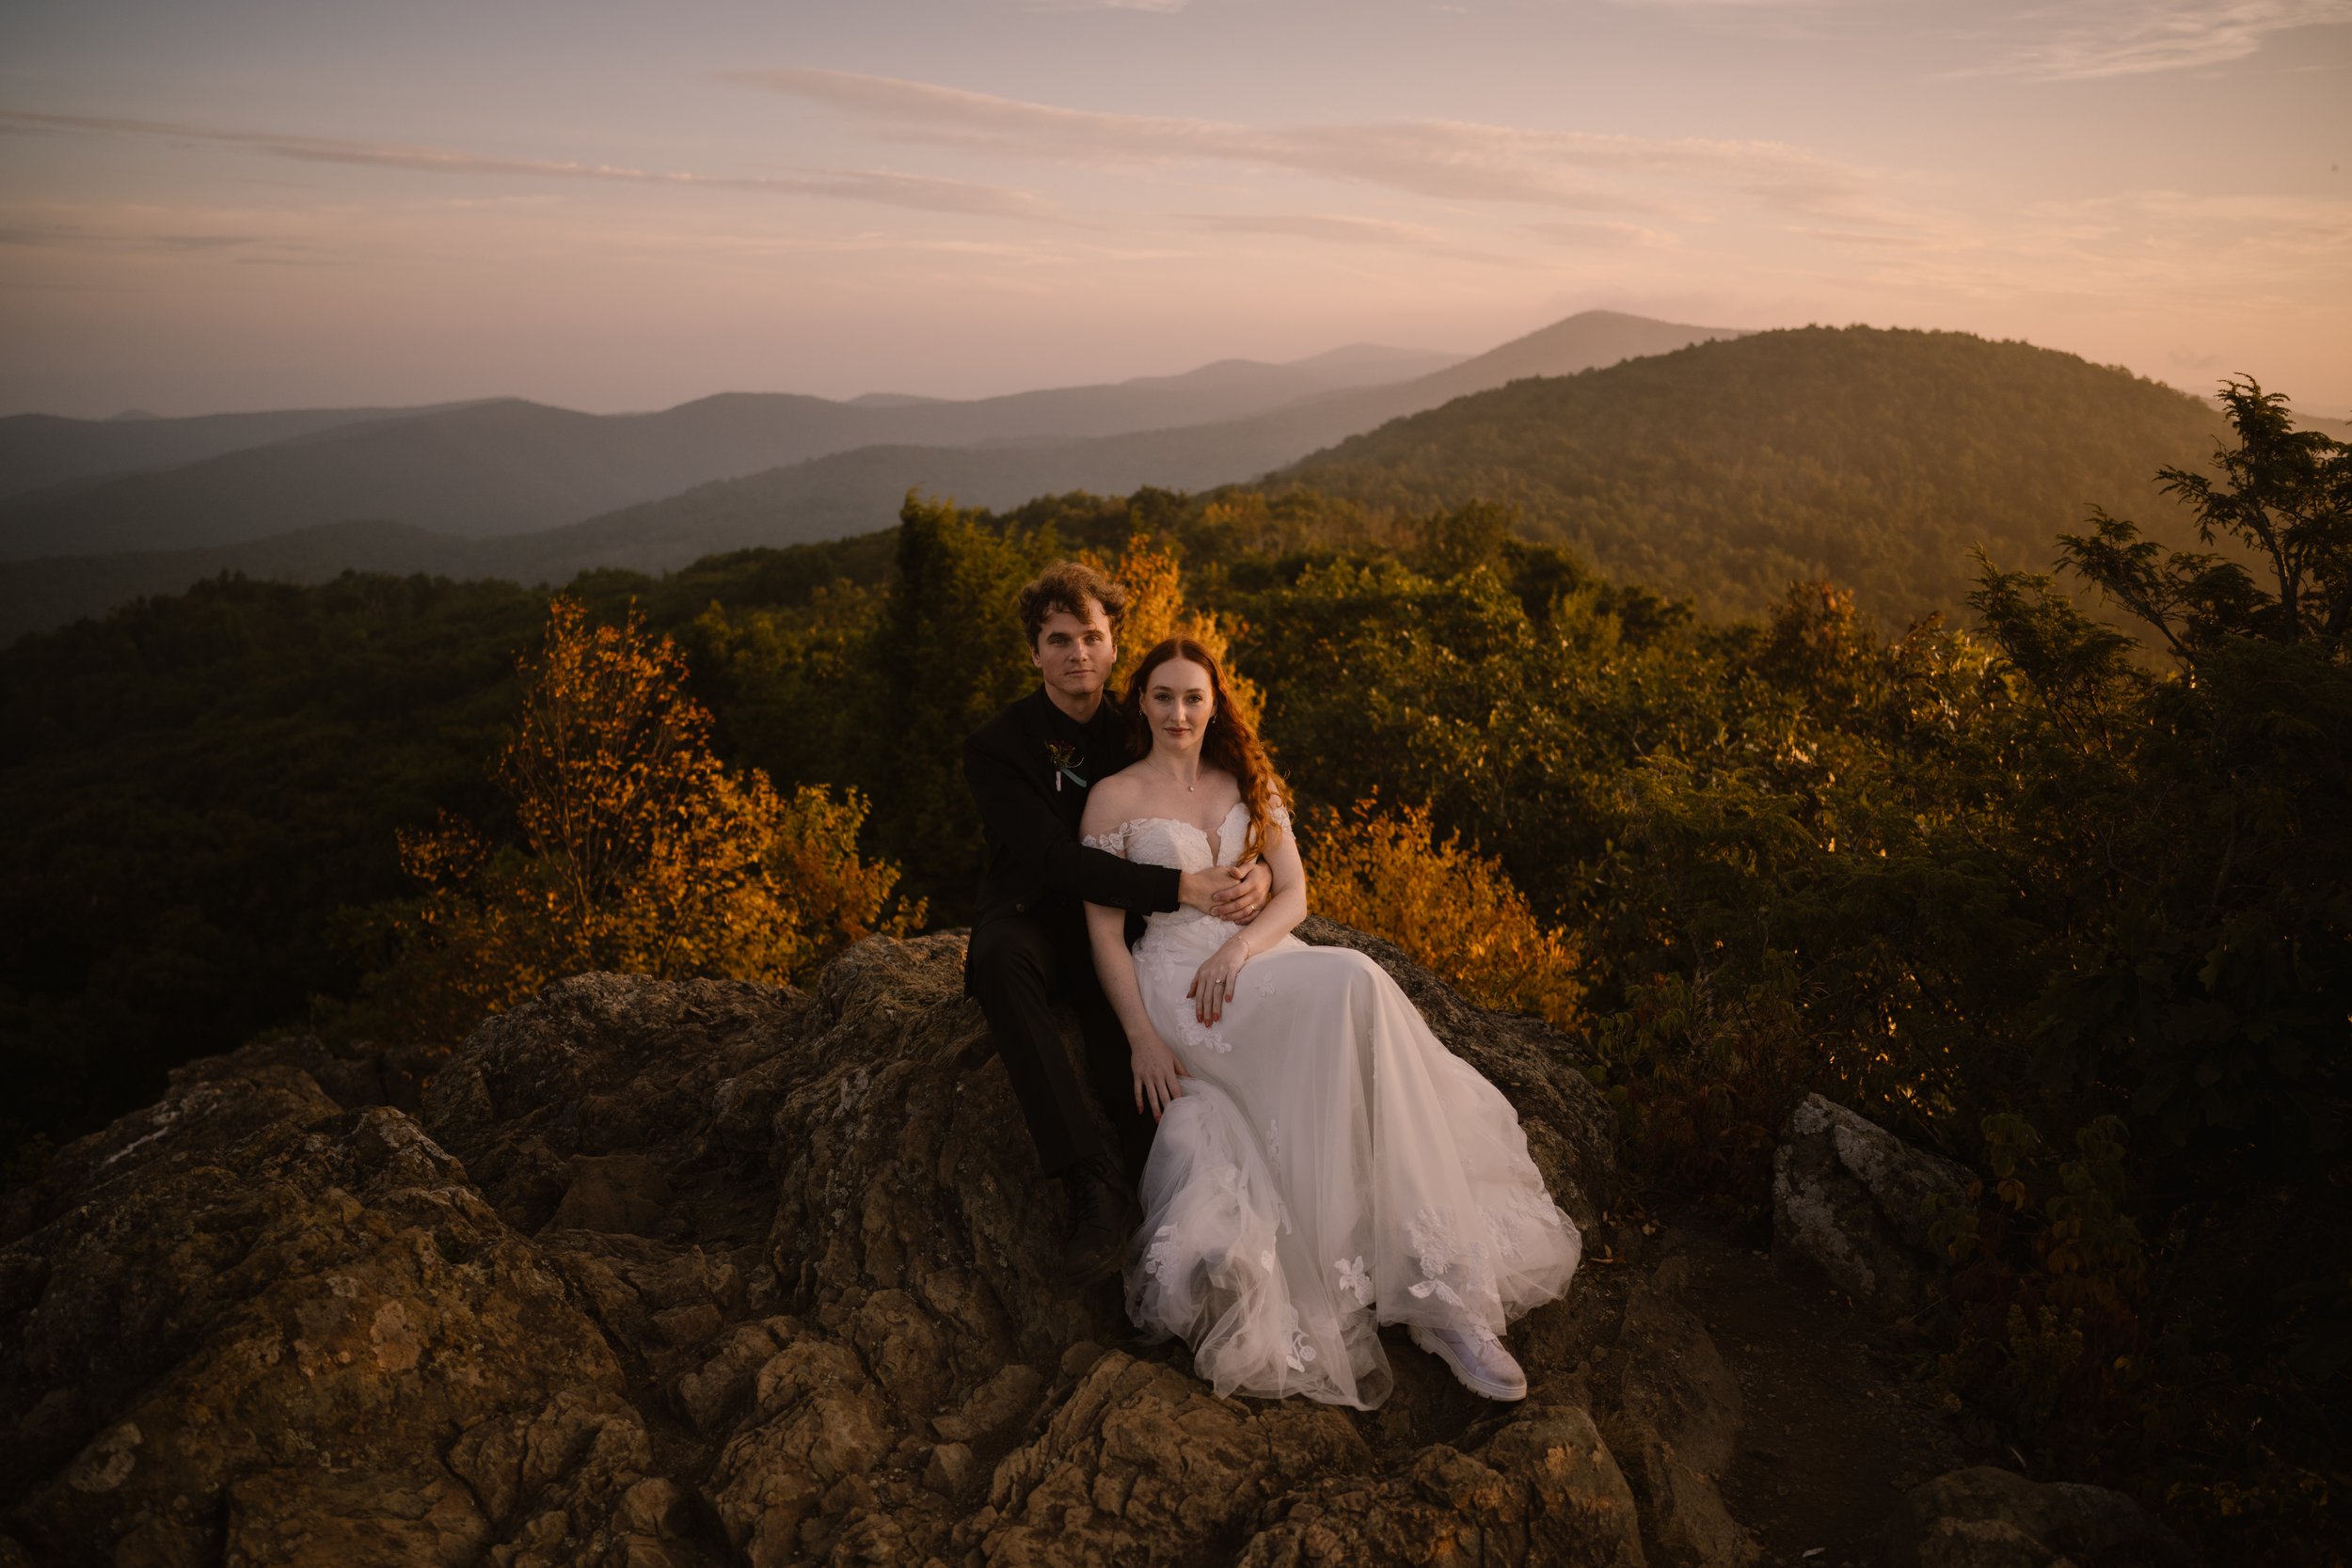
[1085,798,1582,1409]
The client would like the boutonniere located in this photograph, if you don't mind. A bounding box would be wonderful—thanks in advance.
[1046,741,1089,793]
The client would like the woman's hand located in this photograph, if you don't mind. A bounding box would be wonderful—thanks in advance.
[1132,1030,1190,1122]
[1186,935,1252,1026]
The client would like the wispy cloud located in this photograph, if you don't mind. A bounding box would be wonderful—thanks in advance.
[1597,0,2352,77]
[0,109,1061,221]
[1827,187,2352,314]
[1190,211,1523,264]
[726,67,1896,225]
[1,226,264,253]
[1521,217,1680,249]
[0,213,341,267]
[1992,0,2352,80]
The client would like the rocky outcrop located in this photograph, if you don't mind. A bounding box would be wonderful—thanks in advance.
[1772,1092,1969,1315]
[1883,1466,2199,1568]
[1,919,1681,1567]
[0,1060,667,1568]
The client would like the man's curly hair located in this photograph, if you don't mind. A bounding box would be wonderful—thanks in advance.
[1016,561,1130,647]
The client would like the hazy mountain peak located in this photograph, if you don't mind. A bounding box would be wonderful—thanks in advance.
[1422,309,1748,393]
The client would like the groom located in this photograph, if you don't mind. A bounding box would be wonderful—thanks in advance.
[962,561,1271,1286]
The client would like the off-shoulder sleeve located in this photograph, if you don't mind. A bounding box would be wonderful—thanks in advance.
[1267,789,1293,836]
[1081,821,1128,857]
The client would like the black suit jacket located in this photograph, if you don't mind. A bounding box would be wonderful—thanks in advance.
[963,687,1180,945]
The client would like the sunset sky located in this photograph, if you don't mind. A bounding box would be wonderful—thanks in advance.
[3,0,2347,419]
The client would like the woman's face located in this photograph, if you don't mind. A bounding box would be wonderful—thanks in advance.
[1143,657,1215,759]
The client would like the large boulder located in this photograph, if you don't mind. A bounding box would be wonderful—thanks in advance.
[1771,1093,1969,1315]
[0,922,1656,1567]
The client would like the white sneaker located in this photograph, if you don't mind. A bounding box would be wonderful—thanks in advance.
[1408,1320,1527,1402]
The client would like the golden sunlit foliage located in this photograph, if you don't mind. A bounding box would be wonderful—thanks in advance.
[374,595,920,1044]
[1303,797,1584,1028]
[1085,530,1263,722]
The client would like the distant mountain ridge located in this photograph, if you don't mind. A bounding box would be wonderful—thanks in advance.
[0,400,494,505]
[0,320,2223,645]
[444,309,1752,578]
[0,342,1466,561]
[0,311,1742,641]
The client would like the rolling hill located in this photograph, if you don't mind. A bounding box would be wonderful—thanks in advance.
[1271,325,2228,620]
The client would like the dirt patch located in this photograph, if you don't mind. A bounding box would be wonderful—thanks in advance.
[1649,1209,1993,1566]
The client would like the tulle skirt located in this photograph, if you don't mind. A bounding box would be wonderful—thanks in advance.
[1121,922,1582,1409]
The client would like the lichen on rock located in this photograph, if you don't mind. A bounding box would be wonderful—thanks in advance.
[1771,1092,1969,1315]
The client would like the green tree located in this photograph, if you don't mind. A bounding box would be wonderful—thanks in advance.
[2058,376,2351,657]
[865,492,1066,916]
[1971,384,2352,1151]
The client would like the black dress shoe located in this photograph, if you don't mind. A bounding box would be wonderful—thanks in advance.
[1056,1154,1136,1287]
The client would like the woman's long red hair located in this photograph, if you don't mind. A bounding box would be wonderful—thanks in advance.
[1123,639,1285,863]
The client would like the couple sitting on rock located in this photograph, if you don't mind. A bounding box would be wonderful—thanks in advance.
[961,561,1581,1410]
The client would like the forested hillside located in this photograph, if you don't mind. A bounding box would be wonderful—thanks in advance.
[1276,325,2228,620]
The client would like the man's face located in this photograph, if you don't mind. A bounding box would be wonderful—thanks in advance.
[1032,602,1116,702]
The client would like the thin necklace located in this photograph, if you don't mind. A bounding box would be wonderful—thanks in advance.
[1148,757,1203,792]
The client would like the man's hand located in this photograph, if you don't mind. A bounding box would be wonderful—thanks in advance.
[1132,1031,1190,1122]
[1211,861,1273,926]
[1178,864,1248,913]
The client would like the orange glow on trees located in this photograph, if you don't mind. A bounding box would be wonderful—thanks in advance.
[378,594,920,1043]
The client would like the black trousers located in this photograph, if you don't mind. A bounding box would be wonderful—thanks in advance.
[967,911,1155,1186]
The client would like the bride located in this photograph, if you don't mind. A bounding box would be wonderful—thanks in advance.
[1079,638,1582,1408]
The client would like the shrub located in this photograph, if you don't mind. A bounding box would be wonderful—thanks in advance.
[1302,796,1584,1026]
[364,594,920,1045]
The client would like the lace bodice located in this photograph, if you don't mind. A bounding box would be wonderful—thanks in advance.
[1086,796,1292,940]
[1084,796,1290,871]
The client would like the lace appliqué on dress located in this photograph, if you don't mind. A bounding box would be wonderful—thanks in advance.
[1142,1224,1178,1278]
[1169,1004,1235,1055]
[1409,1204,1461,1276]
[1407,1203,1487,1309]
[1081,823,1128,855]
[1408,1276,1465,1307]
[1334,1255,1373,1307]
[1266,1117,1282,1160]
[1282,1304,1318,1371]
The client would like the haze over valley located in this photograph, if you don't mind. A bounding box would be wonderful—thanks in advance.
[0,309,1763,640]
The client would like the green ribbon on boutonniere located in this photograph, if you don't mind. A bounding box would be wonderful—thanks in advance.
[1046,741,1089,793]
